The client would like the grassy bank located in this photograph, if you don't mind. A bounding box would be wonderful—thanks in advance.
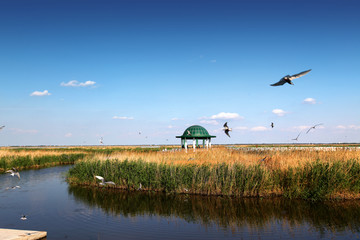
[67,157,360,201]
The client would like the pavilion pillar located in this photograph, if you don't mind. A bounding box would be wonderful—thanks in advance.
[209,138,212,148]
[202,139,205,148]
[193,138,196,152]
[184,139,188,152]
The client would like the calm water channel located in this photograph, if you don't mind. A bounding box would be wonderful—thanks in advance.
[1,165,360,239]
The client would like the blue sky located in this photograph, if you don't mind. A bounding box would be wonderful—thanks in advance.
[1,0,359,146]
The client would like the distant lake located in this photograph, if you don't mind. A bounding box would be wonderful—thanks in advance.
[1,166,360,239]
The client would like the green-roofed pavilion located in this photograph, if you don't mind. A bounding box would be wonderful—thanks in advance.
[176,125,216,150]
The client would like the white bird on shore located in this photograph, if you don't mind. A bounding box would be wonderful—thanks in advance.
[95,175,115,186]
[271,69,311,86]
[306,123,323,134]
[6,168,20,179]
[223,122,232,138]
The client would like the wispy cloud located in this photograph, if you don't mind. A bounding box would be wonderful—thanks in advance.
[171,117,183,121]
[204,112,244,120]
[210,59,216,63]
[293,125,311,131]
[336,125,360,130]
[61,80,96,87]
[200,120,219,125]
[11,128,38,134]
[303,98,317,104]
[233,126,248,130]
[30,90,51,96]
[250,126,268,131]
[112,116,134,120]
[272,109,287,117]
[65,133,73,137]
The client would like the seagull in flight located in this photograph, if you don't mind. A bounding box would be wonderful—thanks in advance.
[306,123,323,134]
[6,168,20,179]
[271,69,311,86]
[271,122,274,128]
[223,122,232,138]
[95,175,115,186]
[292,132,302,141]
[0,125,5,130]
[187,130,191,136]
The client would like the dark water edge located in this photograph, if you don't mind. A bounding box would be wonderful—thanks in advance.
[1,165,360,239]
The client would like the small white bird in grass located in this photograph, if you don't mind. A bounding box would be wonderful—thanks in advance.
[6,168,20,179]
[223,122,232,138]
[270,69,312,86]
[95,175,115,186]
[20,215,27,220]
[306,123,323,134]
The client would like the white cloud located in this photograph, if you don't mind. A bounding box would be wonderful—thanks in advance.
[210,59,216,63]
[61,80,96,87]
[30,90,51,96]
[303,98,317,104]
[65,133,72,137]
[113,116,134,120]
[336,125,347,130]
[112,116,134,120]
[200,120,219,125]
[209,112,244,120]
[294,125,311,131]
[272,109,287,117]
[167,125,175,129]
[250,126,268,131]
[171,117,183,121]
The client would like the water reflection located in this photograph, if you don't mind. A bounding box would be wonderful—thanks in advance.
[68,186,360,234]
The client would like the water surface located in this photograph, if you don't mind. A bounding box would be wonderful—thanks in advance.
[1,166,360,239]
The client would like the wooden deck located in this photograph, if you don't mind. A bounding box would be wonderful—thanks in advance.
[0,228,46,240]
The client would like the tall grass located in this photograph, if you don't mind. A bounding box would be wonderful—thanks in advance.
[67,158,360,200]
[0,153,86,172]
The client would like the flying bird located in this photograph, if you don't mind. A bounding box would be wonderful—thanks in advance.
[99,137,103,144]
[306,123,323,134]
[20,215,27,220]
[6,168,20,179]
[292,132,302,141]
[223,122,232,138]
[271,122,274,128]
[270,69,311,86]
[187,130,191,136]
[95,175,115,186]
[0,125,5,130]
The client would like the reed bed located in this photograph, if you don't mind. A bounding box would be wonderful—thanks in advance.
[0,146,168,172]
[67,146,360,201]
